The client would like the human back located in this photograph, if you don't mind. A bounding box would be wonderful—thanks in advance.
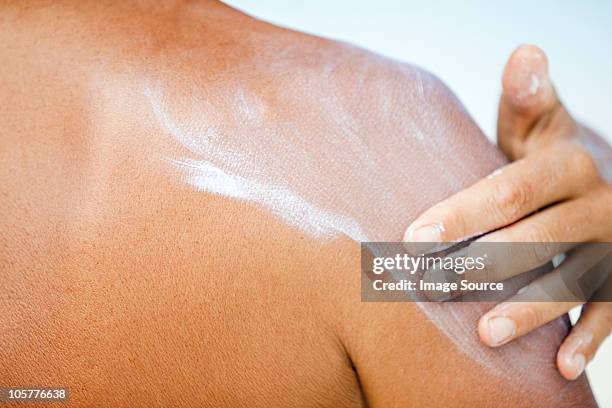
[0,1,596,406]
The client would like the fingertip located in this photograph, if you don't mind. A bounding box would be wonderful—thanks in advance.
[403,222,445,243]
[502,44,552,110]
[478,303,519,347]
[511,44,547,63]
[557,330,593,380]
[402,224,415,242]
[557,347,586,381]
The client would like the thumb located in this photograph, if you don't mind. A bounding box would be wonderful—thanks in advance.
[497,44,573,159]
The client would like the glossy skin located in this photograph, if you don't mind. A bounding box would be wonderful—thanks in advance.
[403,44,612,381]
[0,1,597,407]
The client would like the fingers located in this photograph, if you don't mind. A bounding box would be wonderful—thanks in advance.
[478,247,611,347]
[403,142,600,244]
[480,186,612,244]
[478,301,580,347]
[434,242,609,302]
[500,45,557,115]
[421,242,570,301]
[557,302,612,380]
[404,44,607,246]
[497,44,576,159]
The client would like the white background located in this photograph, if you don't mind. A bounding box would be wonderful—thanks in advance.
[224,1,611,405]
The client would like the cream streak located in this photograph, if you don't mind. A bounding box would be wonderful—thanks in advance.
[143,73,572,395]
[145,82,369,242]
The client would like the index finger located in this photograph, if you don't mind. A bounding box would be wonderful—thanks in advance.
[402,143,593,246]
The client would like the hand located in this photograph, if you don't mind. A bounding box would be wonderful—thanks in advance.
[403,45,612,380]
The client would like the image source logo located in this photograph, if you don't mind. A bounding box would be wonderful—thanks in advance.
[361,242,612,302]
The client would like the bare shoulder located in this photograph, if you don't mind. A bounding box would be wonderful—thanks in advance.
[0,2,598,407]
[0,3,369,407]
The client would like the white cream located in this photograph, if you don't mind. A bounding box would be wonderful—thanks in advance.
[143,64,571,392]
[146,82,369,242]
[529,73,541,95]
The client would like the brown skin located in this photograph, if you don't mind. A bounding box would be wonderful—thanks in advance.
[0,1,598,407]
[403,44,612,380]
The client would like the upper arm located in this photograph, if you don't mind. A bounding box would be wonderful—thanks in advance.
[344,301,596,407]
[315,57,598,407]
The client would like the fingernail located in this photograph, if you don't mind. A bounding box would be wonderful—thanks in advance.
[562,332,592,380]
[509,46,551,106]
[487,168,503,179]
[564,353,586,380]
[487,317,516,346]
[404,223,444,243]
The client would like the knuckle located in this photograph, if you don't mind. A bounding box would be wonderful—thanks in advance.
[521,305,545,330]
[524,222,557,243]
[530,242,556,266]
[570,147,599,180]
[492,181,531,221]
[584,186,612,240]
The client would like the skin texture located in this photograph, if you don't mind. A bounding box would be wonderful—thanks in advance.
[403,44,612,381]
[0,1,598,407]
